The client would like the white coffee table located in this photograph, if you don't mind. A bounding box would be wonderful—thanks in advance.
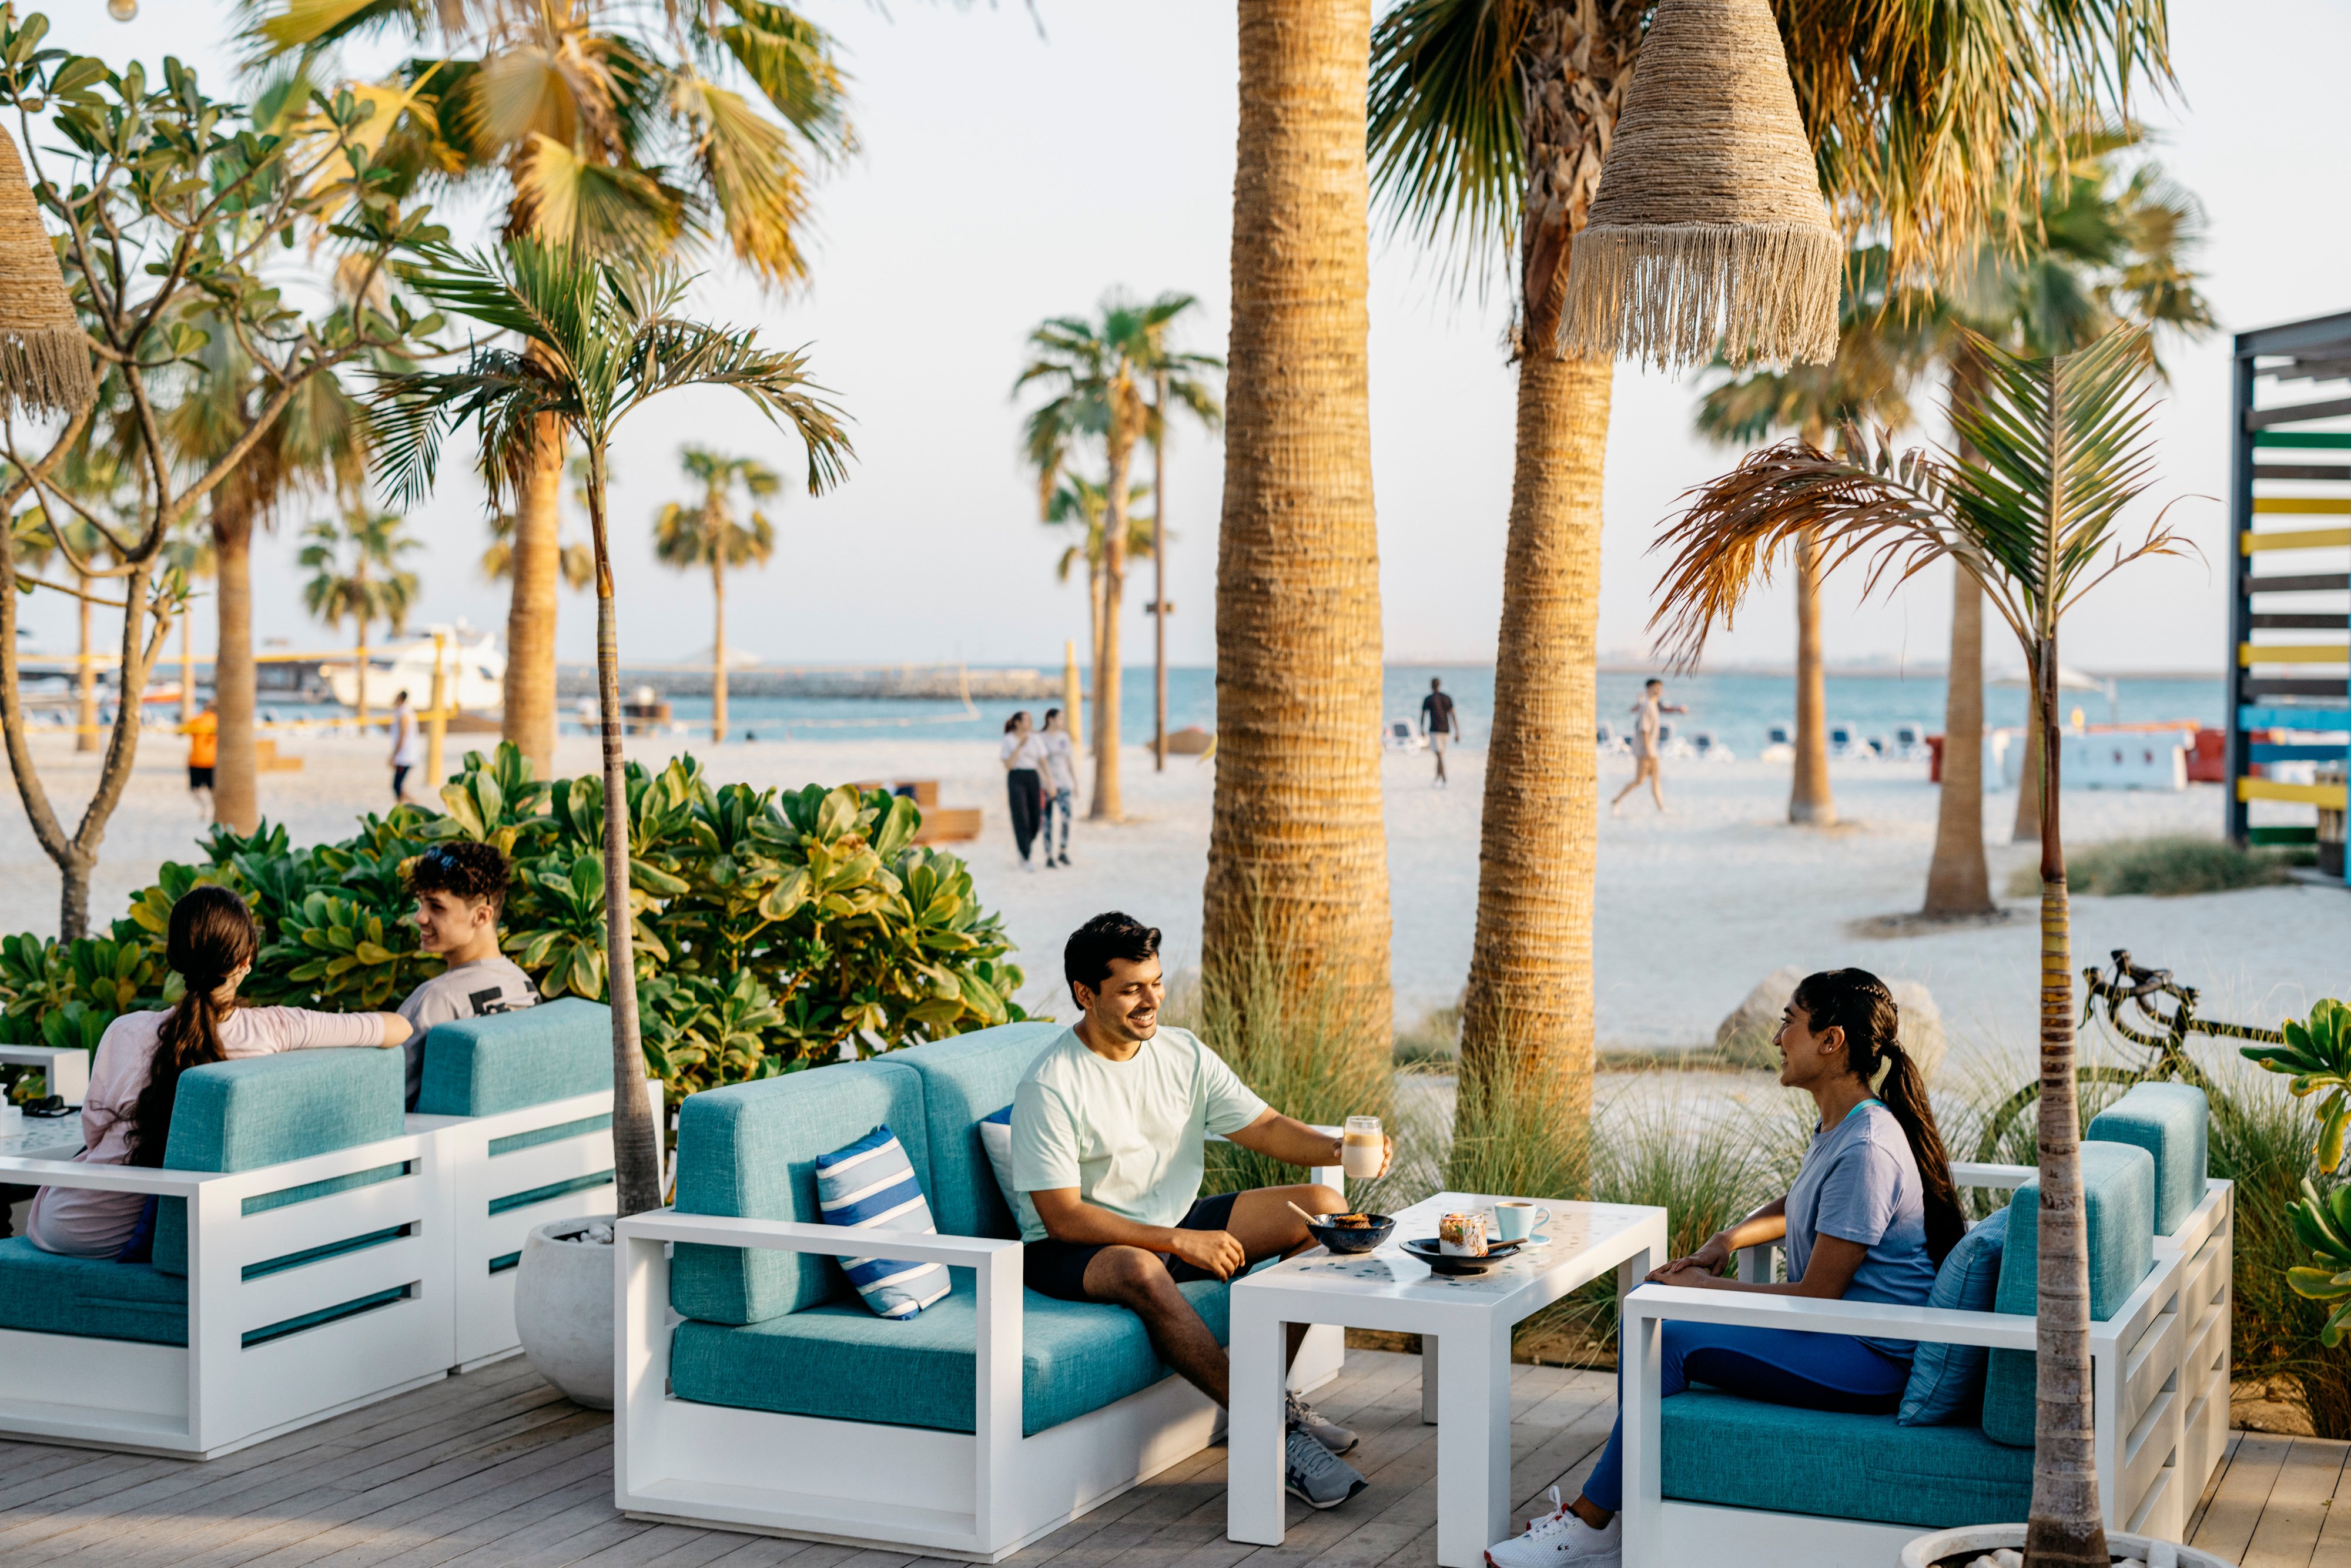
[1227,1191,1668,1568]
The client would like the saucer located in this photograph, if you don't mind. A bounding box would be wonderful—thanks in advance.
[1400,1237,1525,1275]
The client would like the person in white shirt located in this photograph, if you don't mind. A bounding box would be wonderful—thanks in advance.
[1013,912,1392,1508]
[25,887,411,1259]
[999,710,1050,870]
[1037,706,1079,867]
[396,841,540,1110]
[389,689,426,803]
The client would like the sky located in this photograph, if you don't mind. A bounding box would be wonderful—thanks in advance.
[21,0,2351,679]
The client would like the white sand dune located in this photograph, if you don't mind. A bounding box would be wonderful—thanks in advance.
[4,731,2344,1077]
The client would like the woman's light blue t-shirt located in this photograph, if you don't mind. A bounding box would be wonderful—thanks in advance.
[1782,1100,1937,1356]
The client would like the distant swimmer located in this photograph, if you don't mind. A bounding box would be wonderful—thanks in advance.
[1610,678,1686,815]
[1420,678,1461,787]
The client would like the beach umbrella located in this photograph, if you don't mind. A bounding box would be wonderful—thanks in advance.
[0,125,93,418]
[1558,0,1840,371]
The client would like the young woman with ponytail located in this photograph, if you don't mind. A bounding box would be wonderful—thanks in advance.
[24,886,413,1259]
[1485,967,1968,1568]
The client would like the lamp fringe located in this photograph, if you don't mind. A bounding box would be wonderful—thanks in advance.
[1558,221,1841,370]
[0,324,95,418]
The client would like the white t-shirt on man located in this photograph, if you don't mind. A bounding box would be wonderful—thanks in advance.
[1009,1023,1267,1244]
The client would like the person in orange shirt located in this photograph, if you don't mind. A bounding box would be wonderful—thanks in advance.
[182,705,218,809]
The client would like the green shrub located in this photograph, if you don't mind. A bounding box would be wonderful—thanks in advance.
[2005,835,2305,898]
[0,745,1027,1105]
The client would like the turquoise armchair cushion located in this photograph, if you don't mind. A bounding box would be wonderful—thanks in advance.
[669,1275,1231,1436]
[1662,1391,2032,1526]
[1897,1204,2008,1425]
[416,997,611,1115]
[1980,1140,2156,1446]
[893,1023,1064,1240]
[153,1047,407,1278]
[0,1237,186,1345]
[670,1060,930,1324]
[2088,1083,2208,1237]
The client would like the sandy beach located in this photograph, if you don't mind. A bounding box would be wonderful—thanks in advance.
[4,729,2343,1077]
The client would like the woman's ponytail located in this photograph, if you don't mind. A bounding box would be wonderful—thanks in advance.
[128,886,257,1168]
[1792,967,1968,1267]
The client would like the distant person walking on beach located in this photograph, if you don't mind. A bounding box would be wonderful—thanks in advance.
[389,690,424,804]
[1610,678,1686,815]
[1001,711,1050,871]
[1419,678,1460,788]
[182,703,217,812]
[1039,707,1078,866]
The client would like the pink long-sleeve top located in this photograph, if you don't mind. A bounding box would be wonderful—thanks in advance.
[25,1004,389,1259]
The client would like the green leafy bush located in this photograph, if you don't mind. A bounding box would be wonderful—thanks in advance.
[0,745,1026,1105]
[2004,835,2308,898]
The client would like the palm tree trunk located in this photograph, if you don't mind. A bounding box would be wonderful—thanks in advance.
[355,621,369,736]
[1923,568,1995,914]
[2013,718,2043,843]
[1459,347,1612,1115]
[1153,384,1169,775]
[2025,636,2105,1567]
[210,488,259,834]
[1790,527,1836,825]
[711,554,728,745]
[585,444,662,1218]
[1204,0,1392,1063]
[178,607,194,725]
[1094,440,1130,821]
[74,571,96,753]
[502,412,564,775]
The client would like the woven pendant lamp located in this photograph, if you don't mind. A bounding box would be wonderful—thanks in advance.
[1558,0,1839,370]
[0,125,93,417]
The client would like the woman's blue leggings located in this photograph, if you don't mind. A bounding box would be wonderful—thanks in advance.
[1581,1320,1910,1513]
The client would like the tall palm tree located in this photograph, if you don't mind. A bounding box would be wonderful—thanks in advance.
[482,511,594,594]
[299,509,423,731]
[160,527,215,725]
[1656,327,2183,1568]
[1015,293,1220,822]
[245,0,852,776]
[1045,472,1155,682]
[1694,249,1926,829]
[1366,0,2173,1121]
[373,239,852,1218]
[652,447,781,743]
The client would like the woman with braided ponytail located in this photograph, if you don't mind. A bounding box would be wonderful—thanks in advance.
[1486,967,1966,1568]
[25,886,412,1259]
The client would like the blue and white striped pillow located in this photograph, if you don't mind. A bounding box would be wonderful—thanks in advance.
[815,1124,950,1319]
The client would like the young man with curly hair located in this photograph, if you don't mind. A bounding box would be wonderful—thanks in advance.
[396,841,539,1109]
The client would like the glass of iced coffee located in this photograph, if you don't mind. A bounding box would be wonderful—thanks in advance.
[1343,1115,1384,1181]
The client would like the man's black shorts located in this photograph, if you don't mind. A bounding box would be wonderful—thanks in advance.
[187,765,214,790]
[1023,1190,1241,1302]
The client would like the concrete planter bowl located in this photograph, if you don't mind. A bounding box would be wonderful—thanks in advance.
[1899,1526,2237,1568]
[514,1215,617,1409]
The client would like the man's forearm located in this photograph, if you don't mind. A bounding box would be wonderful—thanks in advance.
[1228,1113,1343,1171]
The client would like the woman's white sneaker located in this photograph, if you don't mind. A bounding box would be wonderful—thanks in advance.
[1482,1497,1619,1568]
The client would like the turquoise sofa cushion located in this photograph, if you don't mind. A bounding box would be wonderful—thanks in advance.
[893,1023,1064,1241]
[1981,1140,2156,1446]
[0,1237,187,1345]
[1898,1205,2008,1426]
[2088,1083,2208,1237]
[671,1060,930,1324]
[153,1047,408,1278]
[1662,1390,2033,1526]
[416,997,611,1116]
[669,1275,1231,1436]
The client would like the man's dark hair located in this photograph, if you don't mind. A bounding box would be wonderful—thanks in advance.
[1064,912,1161,1000]
[1645,678,1663,690]
[407,840,511,917]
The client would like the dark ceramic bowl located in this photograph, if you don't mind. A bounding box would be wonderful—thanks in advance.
[1308,1214,1396,1254]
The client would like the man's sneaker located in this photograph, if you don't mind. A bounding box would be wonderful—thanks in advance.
[1287,1390,1357,1454]
[1284,1429,1368,1510]
[1483,1487,1618,1568]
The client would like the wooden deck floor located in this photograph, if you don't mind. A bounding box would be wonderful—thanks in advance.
[2,1351,2343,1567]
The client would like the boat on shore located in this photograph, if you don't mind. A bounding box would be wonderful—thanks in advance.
[324,625,505,713]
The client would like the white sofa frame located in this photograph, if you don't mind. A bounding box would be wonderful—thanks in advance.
[0,1127,455,1459]
[411,1077,664,1370]
[615,1160,1347,1562]
[1620,1162,2233,1568]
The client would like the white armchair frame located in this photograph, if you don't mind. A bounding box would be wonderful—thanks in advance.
[0,1128,454,1459]
[1622,1163,2233,1568]
[614,1151,1346,1562]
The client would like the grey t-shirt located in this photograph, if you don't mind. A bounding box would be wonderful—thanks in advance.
[1783,1100,1937,1356]
[397,956,539,1109]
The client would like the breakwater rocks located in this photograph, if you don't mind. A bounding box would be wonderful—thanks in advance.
[554,664,1061,701]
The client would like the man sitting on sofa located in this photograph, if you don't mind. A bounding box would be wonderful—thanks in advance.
[397,841,540,1110]
[1013,910,1390,1511]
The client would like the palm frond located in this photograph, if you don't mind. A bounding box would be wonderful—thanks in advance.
[1367,0,1526,287]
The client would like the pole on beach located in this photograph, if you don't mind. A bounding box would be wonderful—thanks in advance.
[1064,639,1084,748]
[1153,368,1168,773]
[178,608,195,723]
[426,630,448,790]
